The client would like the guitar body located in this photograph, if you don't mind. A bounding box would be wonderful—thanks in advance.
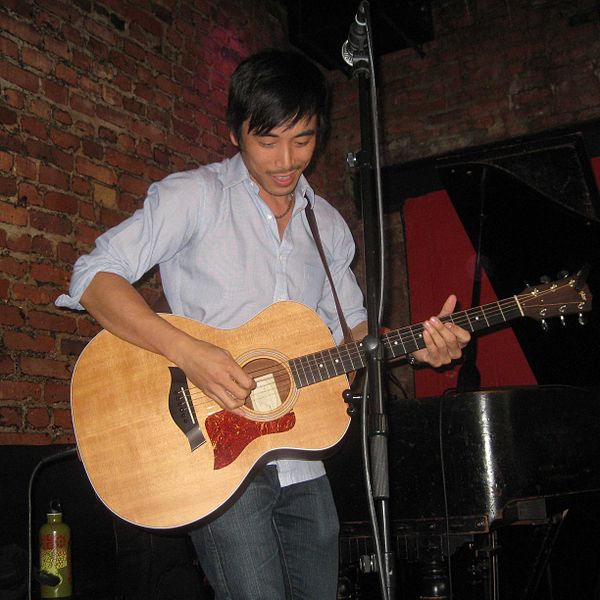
[71,301,350,529]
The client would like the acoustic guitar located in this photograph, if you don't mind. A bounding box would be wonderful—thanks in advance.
[70,271,591,529]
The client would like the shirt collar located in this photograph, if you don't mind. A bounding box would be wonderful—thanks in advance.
[220,152,315,208]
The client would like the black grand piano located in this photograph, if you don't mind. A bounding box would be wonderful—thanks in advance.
[328,126,600,600]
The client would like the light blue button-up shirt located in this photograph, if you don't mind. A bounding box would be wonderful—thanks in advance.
[57,152,366,486]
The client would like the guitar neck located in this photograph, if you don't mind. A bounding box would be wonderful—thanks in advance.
[290,295,523,388]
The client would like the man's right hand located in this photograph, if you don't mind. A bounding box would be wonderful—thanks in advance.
[174,336,256,415]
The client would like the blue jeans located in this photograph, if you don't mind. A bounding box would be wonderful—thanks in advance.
[189,466,339,599]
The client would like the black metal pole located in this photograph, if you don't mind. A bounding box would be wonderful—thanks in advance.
[348,4,396,595]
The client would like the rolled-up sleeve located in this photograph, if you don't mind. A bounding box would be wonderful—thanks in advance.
[55,172,202,311]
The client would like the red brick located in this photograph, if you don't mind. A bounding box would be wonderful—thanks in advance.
[50,128,80,151]
[72,176,91,197]
[18,182,42,206]
[44,382,70,404]
[0,104,17,125]
[27,408,51,428]
[12,282,54,305]
[76,157,117,185]
[43,191,78,214]
[0,278,8,300]
[74,222,101,246]
[3,331,55,353]
[30,263,70,286]
[57,241,77,263]
[21,115,48,139]
[70,93,95,117]
[0,13,40,45]
[28,310,77,334]
[53,431,75,444]
[77,200,95,221]
[15,155,37,179]
[114,72,132,92]
[55,62,79,86]
[52,408,73,430]
[81,138,104,160]
[72,52,91,77]
[100,207,123,228]
[0,176,17,197]
[109,49,136,77]
[96,105,130,129]
[0,201,27,226]
[0,255,27,278]
[50,111,70,131]
[21,357,71,380]
[4,88,24,109]
[99,126,118,144]
[105,148,146,175]
[0,353,15,375]
[0,59,39,92]
[43,79,69,106]
[137,139,152,159]
[74,120,95,138]
[24,139,52,164]
[29,210,72,236]
[134,82,154,102]
[32,235,54,258]
[118,173,149,195]
[78,318,102,339]
[6,233,32,253]
[86,17,119,47]
[43,35,70,61]
[22,47,54,74]
[0,306,26,330]
[60,337,87,357]
[0,35,18,60]
[0,432,53,444]
[147,51,171,75]
[0,407,22,427]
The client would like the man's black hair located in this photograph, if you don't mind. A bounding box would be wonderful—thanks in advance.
[227,49,329,149]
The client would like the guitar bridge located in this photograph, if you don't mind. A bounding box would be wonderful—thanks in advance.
[168,367,205,451]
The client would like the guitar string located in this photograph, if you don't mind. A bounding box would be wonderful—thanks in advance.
[178,284,581,408]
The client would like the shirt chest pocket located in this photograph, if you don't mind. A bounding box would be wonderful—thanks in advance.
[298,262,326,309]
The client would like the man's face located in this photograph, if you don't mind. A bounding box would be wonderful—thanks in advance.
[230,115,318,203]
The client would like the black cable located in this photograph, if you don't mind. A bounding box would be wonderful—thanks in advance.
[438,397,454,599]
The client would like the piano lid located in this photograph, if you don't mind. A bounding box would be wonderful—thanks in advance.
[435,130,600,387]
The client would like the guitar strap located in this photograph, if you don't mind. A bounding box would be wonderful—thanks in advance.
[305,201,354,344]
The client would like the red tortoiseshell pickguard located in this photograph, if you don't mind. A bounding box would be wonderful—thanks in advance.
[204,411,296,469]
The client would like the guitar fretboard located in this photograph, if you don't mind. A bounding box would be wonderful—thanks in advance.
[289,296,523,388]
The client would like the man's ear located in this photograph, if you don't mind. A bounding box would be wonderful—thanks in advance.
[229,130,239,148]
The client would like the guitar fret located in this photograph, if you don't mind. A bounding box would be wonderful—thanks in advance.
[296,355,313,386]
[474,306,489,327]
[384,332,408,358]
[463,309,474,331]
[497,301,506,321]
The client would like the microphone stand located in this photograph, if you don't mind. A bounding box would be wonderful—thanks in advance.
[344,3,395,598]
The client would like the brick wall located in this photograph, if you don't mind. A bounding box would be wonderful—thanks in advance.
[0,0,287,443]
[2,0,599,443]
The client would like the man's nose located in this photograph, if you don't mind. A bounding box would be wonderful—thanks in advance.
[274,144,293,169]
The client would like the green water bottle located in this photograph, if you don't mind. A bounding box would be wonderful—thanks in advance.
[39,500,72,598]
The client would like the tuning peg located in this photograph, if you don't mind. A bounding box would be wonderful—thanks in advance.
[578,313,587,326]
[540,275,551,284]
[557,270,569,279]
[560,315,567,327]
[541,319,549,332]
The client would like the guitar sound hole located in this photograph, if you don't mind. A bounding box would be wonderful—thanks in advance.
[243,358,291,414]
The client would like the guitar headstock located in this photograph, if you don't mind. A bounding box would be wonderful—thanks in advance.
[519,267,593,323]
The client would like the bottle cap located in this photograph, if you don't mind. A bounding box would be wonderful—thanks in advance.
[48,498,63,515]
